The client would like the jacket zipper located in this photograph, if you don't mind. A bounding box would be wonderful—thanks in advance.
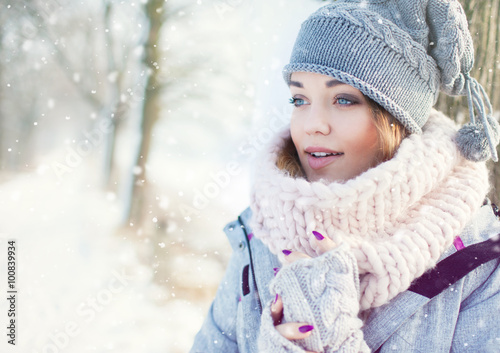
[238,216,263,314]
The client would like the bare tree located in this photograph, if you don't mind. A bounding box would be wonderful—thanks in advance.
[6,1,144,185]
[124,0,166,226]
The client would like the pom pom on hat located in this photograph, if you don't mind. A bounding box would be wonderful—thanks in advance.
[456,75,500,162]
[456,116,500,162]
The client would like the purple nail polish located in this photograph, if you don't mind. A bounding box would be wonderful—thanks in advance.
[282,249,292,256]
[274,294,278,304]
[273,267,280,276]
[312,231,324,240]
[248,232,254,241]
[299,325,314,333]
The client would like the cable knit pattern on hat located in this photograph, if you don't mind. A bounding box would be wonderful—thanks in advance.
[309,4,439,88]
[250,110,490,310]
[258,246,370,352]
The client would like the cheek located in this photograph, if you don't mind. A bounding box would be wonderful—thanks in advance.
[290,117,303,148]
[346,118,379,155]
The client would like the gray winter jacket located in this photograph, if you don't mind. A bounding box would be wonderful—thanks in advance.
[190,204,500,352]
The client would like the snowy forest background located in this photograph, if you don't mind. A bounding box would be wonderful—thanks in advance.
[0,1,498,352]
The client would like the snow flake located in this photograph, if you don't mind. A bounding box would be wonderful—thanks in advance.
[108,71,118,82]
[132,166,142,175]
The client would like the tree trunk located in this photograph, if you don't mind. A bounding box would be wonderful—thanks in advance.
[434,0,500,203]
[102,1,125,189]
[126,0,165,225]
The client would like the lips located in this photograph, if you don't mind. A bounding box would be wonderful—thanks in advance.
[305,147,344,170]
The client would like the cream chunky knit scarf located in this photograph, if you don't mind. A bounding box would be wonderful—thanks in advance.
[250,110,490,310]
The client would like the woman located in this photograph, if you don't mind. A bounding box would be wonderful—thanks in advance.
[190,1,500,352]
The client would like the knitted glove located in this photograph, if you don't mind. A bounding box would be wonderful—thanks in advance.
[258,246,370,353]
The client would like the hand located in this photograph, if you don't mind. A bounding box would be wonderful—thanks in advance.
[270,294,318,353]
[269,231,337,353]
[281,230,337,264]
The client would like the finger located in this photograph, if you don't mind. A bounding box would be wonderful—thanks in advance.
[275,322,314,340]
[270,294,283,325]
[281,249,310,264]
[312,231,337,255]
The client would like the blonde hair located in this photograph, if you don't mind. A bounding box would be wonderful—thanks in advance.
[368,98,408,163]
[276,99,408,177]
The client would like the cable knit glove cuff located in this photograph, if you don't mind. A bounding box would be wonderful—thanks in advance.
[258,301,308,353]
[258,246,370,353]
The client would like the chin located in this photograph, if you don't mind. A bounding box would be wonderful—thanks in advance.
[307,172,336,183]
[305,168,353,183]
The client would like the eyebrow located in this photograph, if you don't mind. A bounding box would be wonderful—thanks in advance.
[289,79,346,88]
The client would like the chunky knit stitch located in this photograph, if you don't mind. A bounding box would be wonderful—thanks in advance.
[250,110,490,310]
[258,246,370,352]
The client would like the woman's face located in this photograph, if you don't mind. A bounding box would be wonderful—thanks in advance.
[289,72,381,183]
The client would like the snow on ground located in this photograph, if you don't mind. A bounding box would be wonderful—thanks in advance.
[0,161,224,353]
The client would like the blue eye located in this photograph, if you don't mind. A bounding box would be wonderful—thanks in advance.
[336,97,353,105]
[289,97,307,107]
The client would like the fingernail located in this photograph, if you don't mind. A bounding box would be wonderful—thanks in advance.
[282,249,292,256]
[312,231,324,240]
[274,294,278,304]
[273,267,280,276]
[248,232,254,241]
[299,325,314,333]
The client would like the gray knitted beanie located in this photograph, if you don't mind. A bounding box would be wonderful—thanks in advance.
[283,0,499,162]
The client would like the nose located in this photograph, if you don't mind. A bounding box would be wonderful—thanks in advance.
[304,105,331,135]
